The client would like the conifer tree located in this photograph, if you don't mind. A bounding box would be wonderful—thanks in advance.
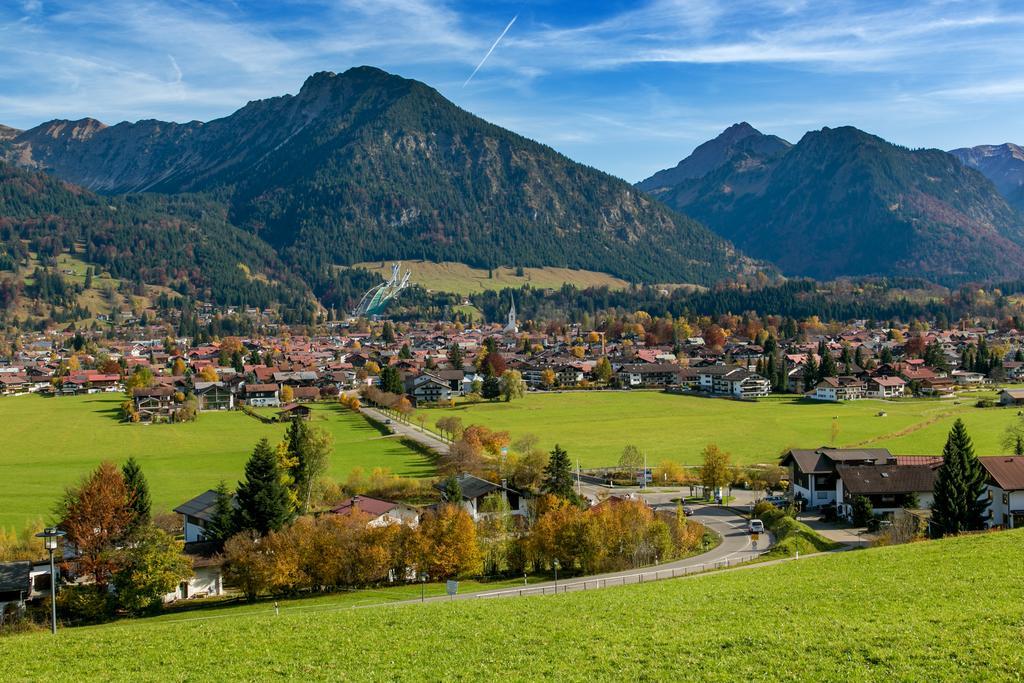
[447,343,464,368]
[542,445,575,499]
[121,457,151,534]
[931,419,989,536]
[803,353,819,388]
[379,365,404,395]
[205,480,236,542]
[819,349,837,378]
[234,438,292,535]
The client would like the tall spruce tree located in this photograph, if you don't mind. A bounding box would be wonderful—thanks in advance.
[931,419,989,536]
[205,480,236,542]
[234,438,292,535]
[121,457,151,534]
[447,343,464,368]
[819,349,837,378]
[803,354,819,388]
[542,445,575,499]
[379,365,404,395]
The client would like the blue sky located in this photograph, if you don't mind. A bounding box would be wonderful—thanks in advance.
[2,0,1023,181]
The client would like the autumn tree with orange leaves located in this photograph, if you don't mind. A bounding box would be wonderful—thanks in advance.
[56,461,135,588]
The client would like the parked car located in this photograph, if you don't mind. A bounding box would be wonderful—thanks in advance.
[748,519,765,534]
[762,495,788,508]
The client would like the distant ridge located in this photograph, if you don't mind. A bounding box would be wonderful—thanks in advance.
[950,143,1024,212]
[638,125,1024,283]
[636,122,790,192]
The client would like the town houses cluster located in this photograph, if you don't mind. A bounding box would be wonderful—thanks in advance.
[2,312,1024,412]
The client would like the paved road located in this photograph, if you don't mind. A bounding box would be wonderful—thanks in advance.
[360,406,450,454]
[414,504,767,603]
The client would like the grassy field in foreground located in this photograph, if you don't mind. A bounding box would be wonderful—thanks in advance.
[145,577,528,625]
[353,260,630,296]
[420,390,1024,466]
[0,395,433,532]
[6,530,1023,680]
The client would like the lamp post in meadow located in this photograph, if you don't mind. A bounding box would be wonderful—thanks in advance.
[35,527,66,635]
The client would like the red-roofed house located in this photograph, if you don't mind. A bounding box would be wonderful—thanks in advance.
[329,496,419,527]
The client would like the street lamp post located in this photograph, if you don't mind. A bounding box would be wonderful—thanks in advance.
[419,572,427,603]
[35,527,65,635]
[552,558,560,593]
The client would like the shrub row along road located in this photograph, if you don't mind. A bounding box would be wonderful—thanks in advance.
[373,504,767,606]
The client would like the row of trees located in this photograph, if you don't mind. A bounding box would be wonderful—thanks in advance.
[223,505,479,600]
[222,491,710,601]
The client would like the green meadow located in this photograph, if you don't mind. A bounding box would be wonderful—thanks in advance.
[5,388,1023,531]
[5,530,1023,680]
[422,390,1024,467]
[0,395,433,532]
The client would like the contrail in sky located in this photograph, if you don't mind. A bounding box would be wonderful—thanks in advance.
[463,14,517,86]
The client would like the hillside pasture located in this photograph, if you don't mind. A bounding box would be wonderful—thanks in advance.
[5,529,1023,680]
[352,260,630,296]
[0,394,433,532]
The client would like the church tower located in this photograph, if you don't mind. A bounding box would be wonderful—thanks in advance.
[503,293,518,334]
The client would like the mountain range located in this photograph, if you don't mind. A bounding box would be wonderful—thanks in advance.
[0,67,758,290]
[638,125,1024,283]
[949,143,1024,212]
[2,65,1023,322]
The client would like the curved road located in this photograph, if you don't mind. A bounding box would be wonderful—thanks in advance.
[464,505,767,601]
[357,406,769,601]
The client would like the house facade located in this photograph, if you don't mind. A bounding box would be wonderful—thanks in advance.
[835,462,938,519]
[435,474,529,521]
[243,383,280,407]
[781,447,896,509]
[410,374,453,404]
[173,489,234,543]
[714,367,771,399]
[866,376,906,399]
[980,456,1024,529]
[133,386,176,422]
[193,381,235,411]
[616,363,680,388]
[807,376,866,402]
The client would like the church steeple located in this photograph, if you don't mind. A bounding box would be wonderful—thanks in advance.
[503,293,518,334]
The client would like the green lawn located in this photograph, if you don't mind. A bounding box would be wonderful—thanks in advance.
[6,530,1023,680]
[420,391,1024,467]
[144,577,529,625]
[0,395,434,532]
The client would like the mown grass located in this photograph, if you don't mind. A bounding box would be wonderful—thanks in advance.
[421,390,1024,467]
[144,577,528,625]
[0,395,434,531]
[5,530,1023,680]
